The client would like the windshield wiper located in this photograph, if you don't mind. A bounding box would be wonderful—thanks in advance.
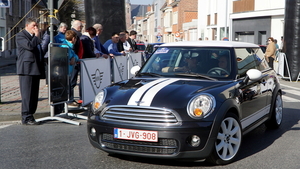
[175,73,217,81]
[137,72,163,77]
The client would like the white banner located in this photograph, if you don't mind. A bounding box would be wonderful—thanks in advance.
[277,53,285,77]
[81,58,111,106]
[128,52,142,79]
[113,55,128,83]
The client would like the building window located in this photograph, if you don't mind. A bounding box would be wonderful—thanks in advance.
[9,1,13,16]
[154,19,157,32]
[19,0,22,17]
[173,11,178,24]
[25,0,31,17]
[0,8,4,19]
[155,4,158,17]
[164,11,171,28]
[214,13,217,25]
[0,27,4,37]
[207,15,210,26]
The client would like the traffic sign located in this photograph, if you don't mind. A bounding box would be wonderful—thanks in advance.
[0,0,10,8]
[175,31,180,37]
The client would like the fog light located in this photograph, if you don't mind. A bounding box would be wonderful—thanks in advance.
[190,135,200,147]
[90,127,96,137]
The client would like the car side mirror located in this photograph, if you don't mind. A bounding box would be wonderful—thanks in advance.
[247,69,262,81]
[235,69,262,88]
[130,65,141,75]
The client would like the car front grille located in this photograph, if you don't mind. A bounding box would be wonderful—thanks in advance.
[101,133,178,155]
[100,106,181,126]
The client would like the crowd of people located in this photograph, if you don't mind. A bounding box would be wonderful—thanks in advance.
[16,17,140,125]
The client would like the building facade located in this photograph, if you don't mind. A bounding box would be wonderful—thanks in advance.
[231,0,285,45]
[1,0,48,57]
[129,0,285,45]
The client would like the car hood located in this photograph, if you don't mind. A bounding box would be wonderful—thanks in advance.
[106,78,231,108]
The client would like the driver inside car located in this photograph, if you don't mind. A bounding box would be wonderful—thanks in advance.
[218,55,229,71]
[207,52,230,76]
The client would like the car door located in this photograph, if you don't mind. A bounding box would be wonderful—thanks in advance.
[235,49,269,129]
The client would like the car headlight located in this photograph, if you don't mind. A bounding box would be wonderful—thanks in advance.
[187,94,215,119]
[92,90,106,112]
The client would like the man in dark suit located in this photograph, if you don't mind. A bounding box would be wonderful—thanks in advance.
[16,17,44,125]
[127,30,138,53]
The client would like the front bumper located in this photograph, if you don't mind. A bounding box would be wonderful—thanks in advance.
[87,118,217,160]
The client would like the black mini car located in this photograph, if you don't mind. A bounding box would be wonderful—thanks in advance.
[87,41,283,165]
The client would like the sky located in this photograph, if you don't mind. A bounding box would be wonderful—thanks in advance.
[130,0,154,5]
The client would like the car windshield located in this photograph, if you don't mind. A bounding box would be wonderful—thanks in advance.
[138,47,233,80]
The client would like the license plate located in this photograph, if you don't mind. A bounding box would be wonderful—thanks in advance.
[114,128,158,142]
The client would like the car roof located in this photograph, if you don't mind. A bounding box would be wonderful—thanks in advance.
[148,43,164,45]
[160,41,260,48]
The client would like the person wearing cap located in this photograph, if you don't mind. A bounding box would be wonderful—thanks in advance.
[173,52,199,72]
[162,51,200,73]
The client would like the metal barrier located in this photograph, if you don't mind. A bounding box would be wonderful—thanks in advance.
[275,52,300,82]
[36,44,83,125]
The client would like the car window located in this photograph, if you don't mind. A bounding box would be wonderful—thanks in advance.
[146,45,154,53]
[235,47,269,78]
[255,48,269,71]
[137,44,146,51]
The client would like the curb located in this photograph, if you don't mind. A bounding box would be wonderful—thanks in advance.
[0,63,15,69]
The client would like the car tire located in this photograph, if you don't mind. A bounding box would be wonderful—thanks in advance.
[207,112,242,165]
[265,93,283,129]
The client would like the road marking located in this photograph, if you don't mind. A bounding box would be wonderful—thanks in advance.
[283,89,300,96]
[0,124,12,129]
[282,95,300,102]
[281,84,300,91]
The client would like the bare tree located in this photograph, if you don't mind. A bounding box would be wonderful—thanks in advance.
[57,0,84,27]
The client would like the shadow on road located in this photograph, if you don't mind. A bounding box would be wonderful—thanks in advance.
[236,107,299,161]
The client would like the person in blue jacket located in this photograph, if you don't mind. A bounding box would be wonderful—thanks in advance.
[54,22,68,44]
[103,32,126,57]
[61,30,79,75]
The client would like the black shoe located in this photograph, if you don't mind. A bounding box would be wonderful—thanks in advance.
[23,120,41,125]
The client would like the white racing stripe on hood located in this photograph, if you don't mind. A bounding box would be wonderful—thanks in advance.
[127,78,168,105]
[139,78,179,106]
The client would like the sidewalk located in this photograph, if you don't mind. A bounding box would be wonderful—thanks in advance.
[0,56,299,123]
[0,56,82,122]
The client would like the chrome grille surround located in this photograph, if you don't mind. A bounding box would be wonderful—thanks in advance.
[100,105,182,126]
